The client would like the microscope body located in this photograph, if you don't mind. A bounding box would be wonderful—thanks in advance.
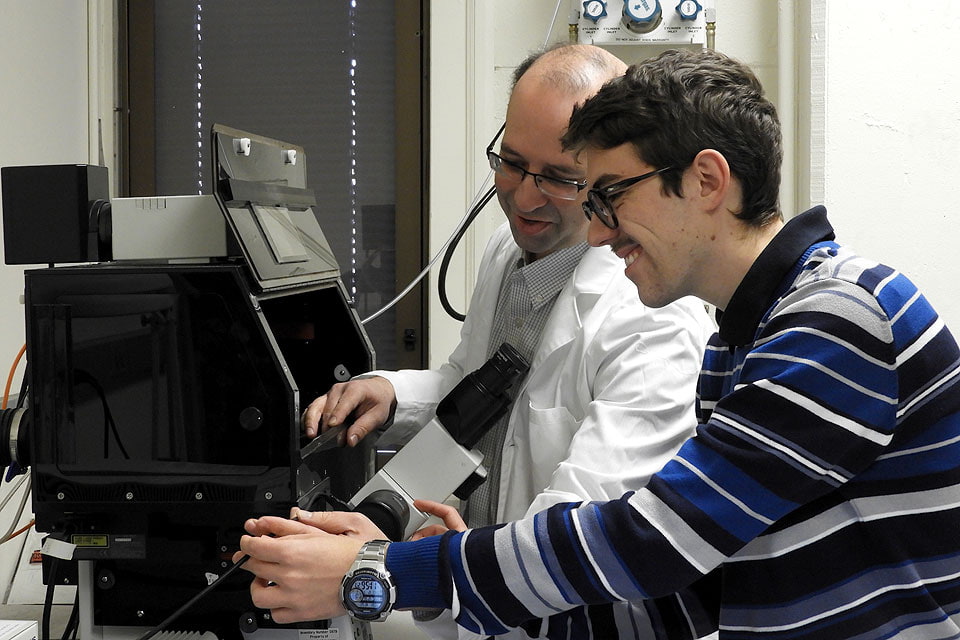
[350,343,529,541]
[1,127,376,639]
[349,418,484,540]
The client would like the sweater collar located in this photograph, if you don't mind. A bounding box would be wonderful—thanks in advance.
[717,206,834,346]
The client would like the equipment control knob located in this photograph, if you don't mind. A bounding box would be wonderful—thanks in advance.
[238,406,263,432]
[676,0,702,20]
[582,0,608,22]
[622,0,663,34]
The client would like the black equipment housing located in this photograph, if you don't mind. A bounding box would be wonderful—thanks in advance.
[3,125,375,637]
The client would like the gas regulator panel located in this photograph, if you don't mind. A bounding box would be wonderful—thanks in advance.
[578,0,707,45]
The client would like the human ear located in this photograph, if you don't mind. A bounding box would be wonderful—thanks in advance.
[690,149,730,209]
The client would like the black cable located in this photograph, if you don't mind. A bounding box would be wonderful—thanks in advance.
[42,557,57,640]
[133,554,250,640]
[15,363,28,408]
[438,185,498,321]
[310,492,351,512]
[73,369,129,460]
[60,589,80,640]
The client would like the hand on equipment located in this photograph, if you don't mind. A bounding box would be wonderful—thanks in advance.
[409,499,467,540]
[301,376,397,444]
[289,507,389,539]
[235,511,388,624]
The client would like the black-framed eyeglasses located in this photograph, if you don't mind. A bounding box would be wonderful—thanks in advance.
[485,124,587,201]
[581,167,675,229]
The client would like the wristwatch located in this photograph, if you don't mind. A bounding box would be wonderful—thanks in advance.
[340,540,396,622]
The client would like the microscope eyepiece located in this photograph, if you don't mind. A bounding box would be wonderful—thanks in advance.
[470,343,528,397]
[436,342,529,449]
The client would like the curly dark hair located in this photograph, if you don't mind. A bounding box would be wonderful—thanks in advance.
[562,48,783,226]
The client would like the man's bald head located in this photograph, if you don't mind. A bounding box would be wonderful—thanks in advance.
[511,44,627,100]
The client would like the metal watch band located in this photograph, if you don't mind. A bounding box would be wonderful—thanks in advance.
[353,539,391,570]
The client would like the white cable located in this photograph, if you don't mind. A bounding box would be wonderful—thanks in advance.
[0,473,27,512]
[361,0,564,326]
[361,171,495,325]
[0,474,32,544]
[545,0,564,45]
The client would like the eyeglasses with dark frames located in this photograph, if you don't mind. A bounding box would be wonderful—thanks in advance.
[485,124,587,201]
[581,167,675,229]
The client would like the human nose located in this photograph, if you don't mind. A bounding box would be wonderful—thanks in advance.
[511,173,549,212]
[587,214,617,247]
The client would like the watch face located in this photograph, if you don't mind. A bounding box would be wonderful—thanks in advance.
[343,571,390,620]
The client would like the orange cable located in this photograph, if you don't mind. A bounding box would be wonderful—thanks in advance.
[2,343,26,410]
[2,519,35,544]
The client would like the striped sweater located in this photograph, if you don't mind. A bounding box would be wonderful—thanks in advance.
[388,207,960,639]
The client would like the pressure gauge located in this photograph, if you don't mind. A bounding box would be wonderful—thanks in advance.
[621,0,663,34]
[582,0,608,22]
[676,0,703,20]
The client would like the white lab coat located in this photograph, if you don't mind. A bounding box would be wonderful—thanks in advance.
[374,223,714,639]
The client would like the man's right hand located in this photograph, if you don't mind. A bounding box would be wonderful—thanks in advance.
[236,513,368,623]
[409,499,467,540]
[302,376,397,445]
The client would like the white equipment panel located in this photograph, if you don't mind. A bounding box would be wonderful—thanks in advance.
[578,0,707,45]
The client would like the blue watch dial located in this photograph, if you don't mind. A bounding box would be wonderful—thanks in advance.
[348,578,386,608]
[343,571,390,620]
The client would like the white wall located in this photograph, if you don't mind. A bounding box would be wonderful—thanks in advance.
[427,0,960,360]
[0,1,93,393]
[821,2,960,330]
[0,0,95,598]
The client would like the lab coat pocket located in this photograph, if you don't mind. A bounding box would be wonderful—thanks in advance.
[525,404,580,493]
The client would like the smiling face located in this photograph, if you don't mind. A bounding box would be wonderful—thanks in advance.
[584,143,712,308]
[495,79,589,261]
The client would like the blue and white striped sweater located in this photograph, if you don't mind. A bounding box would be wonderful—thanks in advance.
[388,208,960,639]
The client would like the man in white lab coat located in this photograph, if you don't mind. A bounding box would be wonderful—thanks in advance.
[302,43,713,639]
